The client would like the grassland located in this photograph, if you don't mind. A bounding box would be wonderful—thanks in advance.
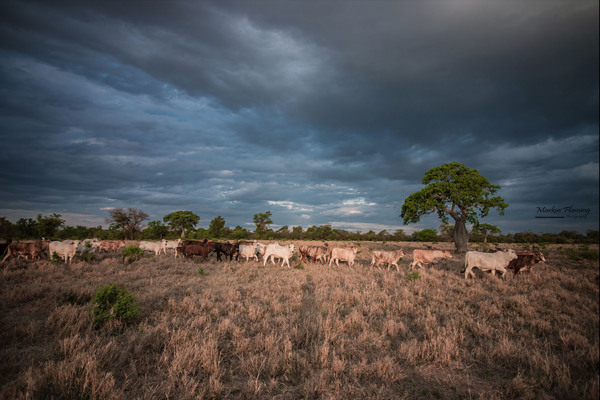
[0,241,598,399]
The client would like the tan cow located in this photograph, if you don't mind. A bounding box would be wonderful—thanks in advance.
[370,249,406,271]
[162,239,182,258]
[2,240,48,262]
[98,240,126,252]
[263,243,295,268]
[299,245,329,263]
[409,249,453,270]
[139,241,166,256]
[464,249,518,279]
[329,247,359,267]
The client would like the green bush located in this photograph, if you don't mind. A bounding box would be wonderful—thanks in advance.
[122,245,144,264]
[197,267,205,275]
[405,271,420,281]
[92,284,140,326]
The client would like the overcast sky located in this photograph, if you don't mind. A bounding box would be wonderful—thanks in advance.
[0,0,598,234]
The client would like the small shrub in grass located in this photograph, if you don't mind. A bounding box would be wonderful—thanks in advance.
[92,284,140,326]
[293,263,304,270]
[122,246,144,264]
[405,271,420,281]
[198,267,205,275]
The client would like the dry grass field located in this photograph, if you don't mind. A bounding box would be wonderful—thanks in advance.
[0,241,598,399]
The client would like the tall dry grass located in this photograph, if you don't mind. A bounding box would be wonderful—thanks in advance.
[0,242,597,399]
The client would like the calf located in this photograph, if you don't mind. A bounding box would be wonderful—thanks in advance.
[263,243,295,268]
[329,247,359,267]
[464,249,518,279]
[409,249,453,270]
[298,245,329,264]
[370,249,405,271]
[508,252,545,274]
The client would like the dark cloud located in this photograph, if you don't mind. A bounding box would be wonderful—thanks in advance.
[0,0,597,233]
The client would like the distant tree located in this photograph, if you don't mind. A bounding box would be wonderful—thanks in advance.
[14,218,38,239]
[291,226,303,240]
[0,217,13,240]
[401,162,507,253]
[416,228,438,242]
[275,225,290,239]
[163,211,200,238]
[36,213,65,238]
[208,216,226,239]
[438,223,454,242]
[231,225,249,240]
[253,211,273,238]
[106,208,149,240]
[144,221,170,239]
[472,223,501,243]
[392,229,409,242]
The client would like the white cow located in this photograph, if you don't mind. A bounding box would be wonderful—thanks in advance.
[49,240,81,264]
[370,249,405,271]
[329,247,359,267]
[139,241,166,256]
[162,239,182,257]
[464,249,518,279]
[239,242,266,262]
[263,243,295,268]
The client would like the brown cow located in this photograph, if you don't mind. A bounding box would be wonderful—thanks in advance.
[409,249,453,270]
[181,241,217,261]
[329,247,359,267]
[507,252,545,274]
[2,240,48,262]
[299,245,329,263]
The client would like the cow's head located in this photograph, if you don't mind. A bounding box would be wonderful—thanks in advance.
[442,251,453,258]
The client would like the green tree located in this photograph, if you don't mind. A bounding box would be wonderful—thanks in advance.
[36,213,65,238]
[106,208,149,240]
[253,211,273,238]
[416,228,437,242]
[208,216,226,239]
[401,162,507,253]
[0,217,13,240]
[231,225,249,240]
[163,211,199,238]
[14,218,38,239]
[472,223,501,243]
[144,220,170,239]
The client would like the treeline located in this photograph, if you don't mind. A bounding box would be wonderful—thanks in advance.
[1,211,598,245]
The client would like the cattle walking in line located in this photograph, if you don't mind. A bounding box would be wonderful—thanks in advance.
[139,241,166,256]
[98,240,126,252]
[2,240,49,262]
[215,242,239,261]
[239,242,266,262]
[263,243,295,268]
[49,240,81,264]
[298,245,329,264]
[463,249,518,279]
[409,249,453,270]
[329,247,359,267]
[162,239,182,258]
[180,240,217,261]
[507,252,545,274]
[370,249,406,271]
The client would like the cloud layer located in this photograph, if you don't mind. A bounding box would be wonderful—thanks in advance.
[0,0,598,233]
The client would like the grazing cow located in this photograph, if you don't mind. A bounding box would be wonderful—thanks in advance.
[181,241,217,261]
[263,243,295,268]
[215,242,239,261]
[139,241,166,256]
[49,240,81,264]
[463,249,518,279]
[329,247,359,267]
[2,240,47,262]
[299,245,329,263]
[98,240,126,252]
[370,249,406,271]
[508,252,545,274]
[409,249,453,270]
[162,239,182,258]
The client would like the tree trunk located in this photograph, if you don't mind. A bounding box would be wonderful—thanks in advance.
[180,228,185,238]
[454,219,469,253]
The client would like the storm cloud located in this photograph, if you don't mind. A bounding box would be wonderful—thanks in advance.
[0,0,598,233]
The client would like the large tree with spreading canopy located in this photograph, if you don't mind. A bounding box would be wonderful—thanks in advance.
[401,162,507,253]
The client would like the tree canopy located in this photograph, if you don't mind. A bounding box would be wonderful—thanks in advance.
[401,162,507,252]
[106,208,149,240]
[163,211,200,238]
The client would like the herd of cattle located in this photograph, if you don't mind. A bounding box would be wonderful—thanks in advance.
[0,238,545,278]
